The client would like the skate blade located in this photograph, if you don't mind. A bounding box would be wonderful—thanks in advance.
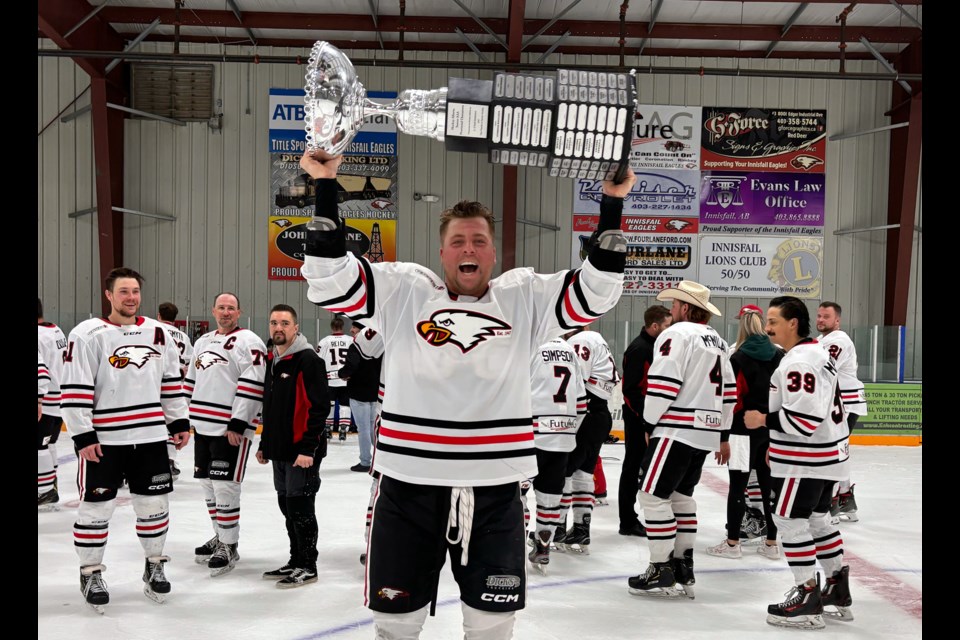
[680,584,695,600]
[532,562,548,576]
[210,563,236,577]
[38,504,61,513]
[195,556,212,565]
[829,516,841,526]
[561,543,589,555]
[87,603,106,615]
[628,585,685,598]
[549,543,566,554]
[595,498,609,506]
[839,513,859,523]
[824,606,854,622]
[766,614,825,630]
[143,585,167,604]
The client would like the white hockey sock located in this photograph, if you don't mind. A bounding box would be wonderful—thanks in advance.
[213,480,242,545]
[774,514,817,584]
[559,476,573,529]
[133,494,170,558]
[200,478,217,534]
[38,449,55,494]
[638,491,675,563]
[534,489,562,540]
[571,469,594,524]
[373,604,429,640]
[462,603,516,640]
[809,510,844,576]
[671,491,698,556]
[74,499,117,567]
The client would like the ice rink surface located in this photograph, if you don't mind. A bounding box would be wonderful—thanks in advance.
[38,441,922,639]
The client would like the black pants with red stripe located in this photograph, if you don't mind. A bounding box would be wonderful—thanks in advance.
[77,440,172,502]
[639,437,708,500]
[194,433,251,482]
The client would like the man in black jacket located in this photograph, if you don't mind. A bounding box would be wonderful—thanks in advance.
[339,322,383,473]
[256,304,329,588]
[618,305,672,536]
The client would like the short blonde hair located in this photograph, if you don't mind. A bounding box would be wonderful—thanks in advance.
[439,200,495,240]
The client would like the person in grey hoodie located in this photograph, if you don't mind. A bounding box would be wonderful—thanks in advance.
[256,304,329,588]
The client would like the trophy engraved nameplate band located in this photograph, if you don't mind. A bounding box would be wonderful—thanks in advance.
[304,42,637,181]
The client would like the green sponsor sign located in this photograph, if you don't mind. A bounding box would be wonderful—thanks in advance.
[856,383,922,436]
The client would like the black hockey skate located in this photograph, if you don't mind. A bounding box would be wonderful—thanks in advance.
[767,575,825,630]
[208,542,239,577]
[836,486,859,522]
[562,516,591,555]
[38,487,60,512]
[80,564,109,614]
[822,565,854,621]
[528,530,552,576]
[551,525,567,553]
[628,561,681,597]
[195,535,219,564]
[143,556,172,604]
[739,507,766,541]
[670,549,696,599]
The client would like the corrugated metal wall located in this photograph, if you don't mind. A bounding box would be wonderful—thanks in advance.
[37,41,921,377]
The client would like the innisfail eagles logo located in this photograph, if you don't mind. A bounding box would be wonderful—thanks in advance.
[272,219,293,228]
[108,345,161,369]
[195,351,230,370]
[790,155,824,171]
[377,587,409,601]
[416,310,512,353]
[665,219,692,231]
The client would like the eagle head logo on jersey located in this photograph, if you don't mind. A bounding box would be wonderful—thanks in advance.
[377,587,409,601]
[195,351,230,370]
[416,310,512,353]
[791,155,824,171]
[108,345,161,369]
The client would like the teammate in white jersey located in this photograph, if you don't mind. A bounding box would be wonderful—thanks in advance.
[299,150,631,640]
[817,302,867,522]
[184,293,266,576]
[746,297,853,628]
[629,281,735,599]
[157,302,194,480]
[38,299,67,507]
[61,268,190,612]
[527,338,586,572]
[316,316,352,440]
[559,328,619,553]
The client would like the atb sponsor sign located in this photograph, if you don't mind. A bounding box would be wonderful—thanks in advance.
[698,235,822,298]
[701,107,826,173]
[573,215,698,295]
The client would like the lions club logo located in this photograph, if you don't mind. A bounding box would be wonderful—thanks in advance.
[195,351,230,370]
[108,345,161,369]
[416,310,512,353]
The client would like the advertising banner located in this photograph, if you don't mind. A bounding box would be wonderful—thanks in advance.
[701,107,827,173]
[698,235,822,298]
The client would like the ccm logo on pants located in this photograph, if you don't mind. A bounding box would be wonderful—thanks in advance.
[481,593,519,603]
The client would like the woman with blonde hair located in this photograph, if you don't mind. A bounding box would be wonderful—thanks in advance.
[707,305,783,560]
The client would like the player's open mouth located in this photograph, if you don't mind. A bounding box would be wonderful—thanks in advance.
[459,262,478,274]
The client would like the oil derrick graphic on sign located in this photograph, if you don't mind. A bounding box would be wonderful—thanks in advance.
[367,223,385,263]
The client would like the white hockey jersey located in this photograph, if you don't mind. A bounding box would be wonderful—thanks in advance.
[644,321,736,451]
[38,322,67,418]
[38,350,49,400]
[567,330,620,401]
[61,317,188,446]
[768,339,850,480]
[161,322,195,379]
[302,254,623,486]
[184,328,266,437]
[531,339,587,452]
[316,333,351,388]
[819,330,867,416]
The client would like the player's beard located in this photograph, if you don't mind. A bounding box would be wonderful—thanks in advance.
[272,332,287,345]
[113,302,139,317]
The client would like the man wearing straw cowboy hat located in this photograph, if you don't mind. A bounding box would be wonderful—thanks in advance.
[627,281,736,599]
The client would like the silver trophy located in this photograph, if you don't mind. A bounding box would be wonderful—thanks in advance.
[304,41,636,180]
